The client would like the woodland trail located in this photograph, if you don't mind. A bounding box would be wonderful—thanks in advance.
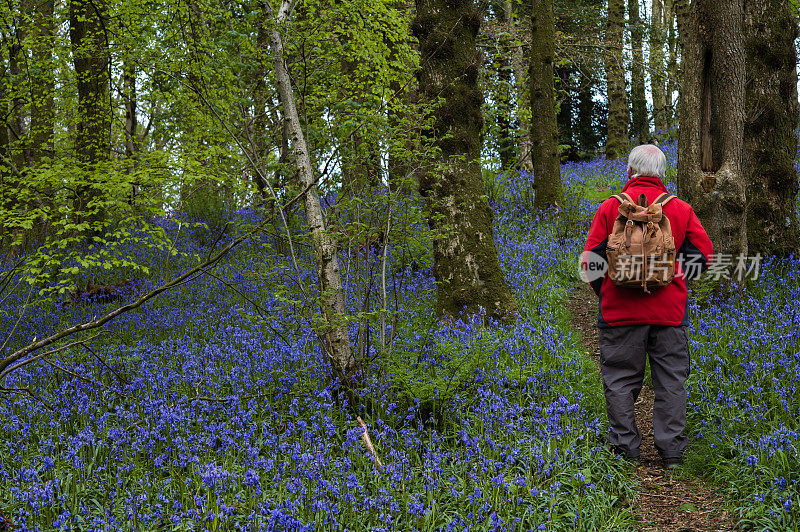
[566,282,738,531]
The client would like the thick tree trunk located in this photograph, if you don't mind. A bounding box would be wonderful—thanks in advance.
[650,0,668,133]
[504,0,533,173]
[268,1,356,378]
[604,0,628,159]
[413,0,518,322]
[743,0,800,255]
[676,0,747,256]
[628,0,649,142]
[70,0,111,230]
[529,0,563,207]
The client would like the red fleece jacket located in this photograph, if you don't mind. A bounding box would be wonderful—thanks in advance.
[583,175,713,327]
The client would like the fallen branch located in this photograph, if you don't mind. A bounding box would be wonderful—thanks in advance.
[357,416,383,469]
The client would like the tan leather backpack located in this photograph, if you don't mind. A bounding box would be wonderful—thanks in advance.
[606,192,677,293]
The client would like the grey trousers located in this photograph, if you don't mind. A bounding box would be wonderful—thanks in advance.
[598,325,690,459]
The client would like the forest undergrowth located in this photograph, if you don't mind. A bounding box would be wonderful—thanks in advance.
[1,142,799,530]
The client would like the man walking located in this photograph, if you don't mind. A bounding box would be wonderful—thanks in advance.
[583,144,713,468]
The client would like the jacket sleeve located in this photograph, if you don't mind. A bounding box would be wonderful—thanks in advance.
[677,206,713,281]
[583,199,615,295]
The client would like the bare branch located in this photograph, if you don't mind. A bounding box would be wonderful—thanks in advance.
[0,333,102,382]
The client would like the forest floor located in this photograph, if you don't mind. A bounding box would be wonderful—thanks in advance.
[566,282,738,531]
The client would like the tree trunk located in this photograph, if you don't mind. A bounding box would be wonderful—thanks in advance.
[628,0,649,142]
[676,0,747,256]
[604,0,628,159]
[268,0,356,379]
[530,0,564,207]
[743,0,800,255]
[413,0,518,322]
[650,0,668,133]
[504,0,533,173]
[70,0,111,230]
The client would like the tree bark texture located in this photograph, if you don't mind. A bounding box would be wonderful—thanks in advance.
[70,0,111,231]
[268,1,355,378]
[412,0,518,322]
[504,0,533,173]
[529,0,564,207]
[649,0,668,133]
[628,0,649,142]
[676,0,747,256]
[604,0,628,159]
[743,0,800,255]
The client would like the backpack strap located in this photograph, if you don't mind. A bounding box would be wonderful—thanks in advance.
[654,192,675,206]
[612,192,634,204]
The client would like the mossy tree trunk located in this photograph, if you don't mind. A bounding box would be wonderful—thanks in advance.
[676,0,747,256]
[70,0,111,231]
[413,0,518,322]
[529,0,563,207]
[604,0,628,159]
[650,0,668,133]
[743,0,800,255]
[628,0,649,142]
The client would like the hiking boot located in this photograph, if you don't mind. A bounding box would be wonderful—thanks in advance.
[662,456,683,470]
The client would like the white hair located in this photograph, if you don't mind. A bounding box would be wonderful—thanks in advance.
[627,144,667,179]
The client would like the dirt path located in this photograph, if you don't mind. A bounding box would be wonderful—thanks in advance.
[567,282,737,531]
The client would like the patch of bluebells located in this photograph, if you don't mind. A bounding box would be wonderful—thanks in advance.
[686,254,800,527]
[0,158,651,530]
